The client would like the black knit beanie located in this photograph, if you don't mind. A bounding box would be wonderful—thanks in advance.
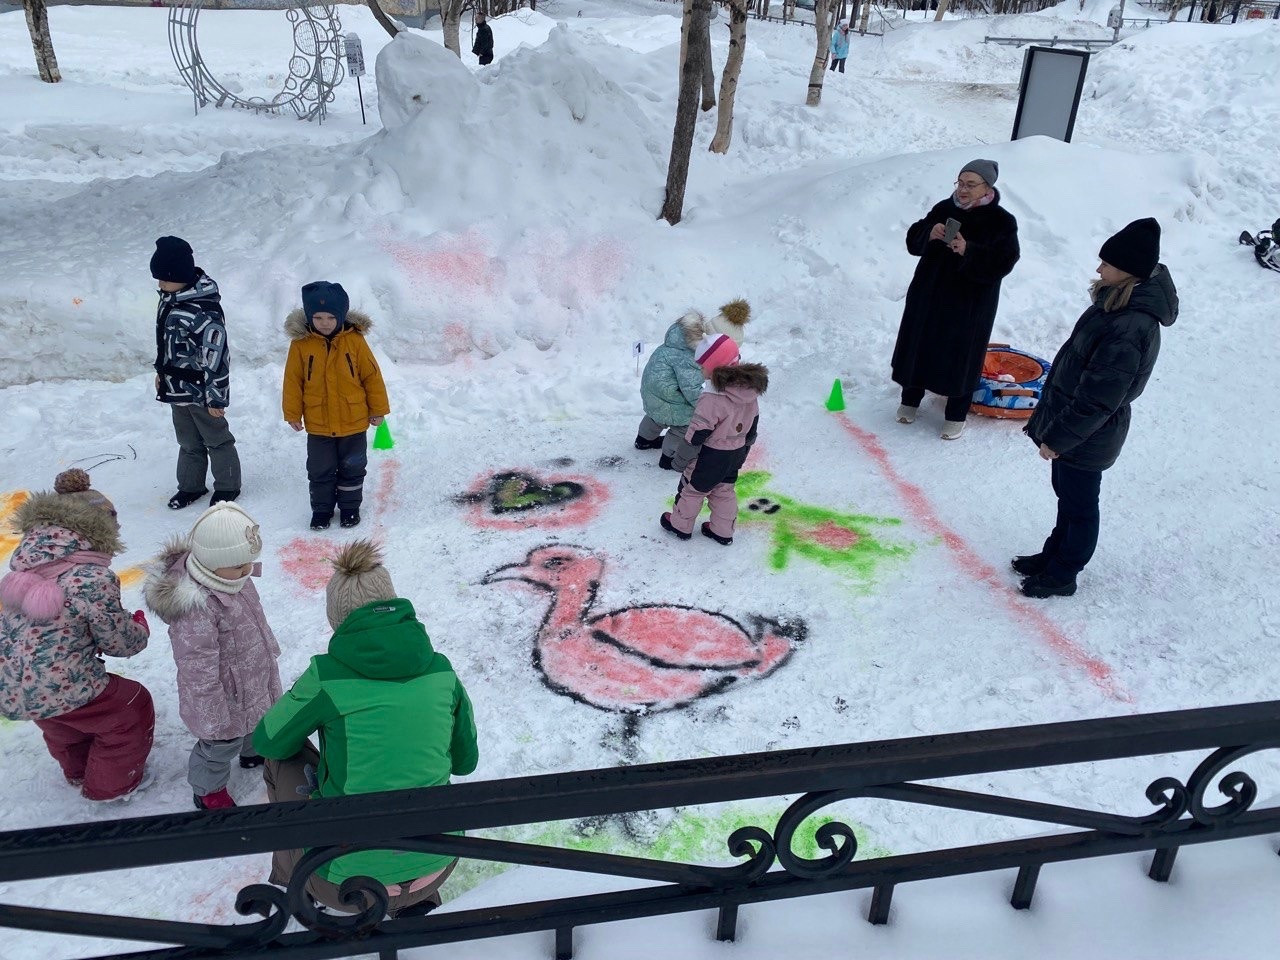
[150,236,197,285]
[1099,218,1161,280]
[301,281,350,328]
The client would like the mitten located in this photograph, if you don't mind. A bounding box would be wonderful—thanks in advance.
[132,609,149,634]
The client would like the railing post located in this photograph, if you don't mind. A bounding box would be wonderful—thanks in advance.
[1010,863,1041,910]
[1148,846,1178,883]
[379,951,399,960]
[716,903,739,942]
[868,884,894,925]
[555,926,574,960]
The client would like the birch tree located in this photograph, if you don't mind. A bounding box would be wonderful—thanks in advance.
[23,0,61,84]
[661,0,712,225]
[934,0,951,20]
[857,0,871,33]
[805,0,833,107]
[710,0,748,154]
[700,21,716,112]
[442,0,466,57]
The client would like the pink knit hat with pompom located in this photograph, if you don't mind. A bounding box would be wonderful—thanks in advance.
[694,334,740,377]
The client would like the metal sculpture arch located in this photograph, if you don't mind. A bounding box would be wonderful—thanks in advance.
[168,1,345,122]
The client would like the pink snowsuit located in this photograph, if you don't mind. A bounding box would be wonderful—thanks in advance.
[669,364,767,539]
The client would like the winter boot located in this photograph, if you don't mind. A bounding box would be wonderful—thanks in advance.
[310,512,333,531]
[658,455,675,471]
[340,509,361,529]
[896,404,918,424]
[940,420,966,440]
[634,434,664,451]
[1020,572,1077,599]
[194,787,236,810]
[239,755,265,769]
[701,522,733,546]
[660,512,691,541]
[168,488,208,510]
[210,489,240,506]
[1011,553,1050,577]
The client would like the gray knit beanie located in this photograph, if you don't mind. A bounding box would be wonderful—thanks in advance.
[960,159,999,186]
[325,539,397,630]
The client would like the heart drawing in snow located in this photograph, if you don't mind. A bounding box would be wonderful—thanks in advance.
[482,544,806,715]
[456,470,608,530]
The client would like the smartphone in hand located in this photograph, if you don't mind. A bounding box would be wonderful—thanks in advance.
[943,218,961,245]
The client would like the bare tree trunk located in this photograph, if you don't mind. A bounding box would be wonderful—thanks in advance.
[661,0,711,225]
[805,0,833,106]
[700,7,716,112]
[710,0,747,153]
[23,0,61,84]
[857,0,871,32]
[365,0,401,37]
[933,0,949,19]
[442,0,464,57]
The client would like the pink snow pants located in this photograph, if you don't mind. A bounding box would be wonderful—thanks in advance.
[34,675,155,801]
[670,479,738,538]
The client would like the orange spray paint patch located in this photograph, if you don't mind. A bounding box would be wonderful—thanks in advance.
[832,414,1127,702]
[0,491,31,560]
[278,538,334,592]
[118,568,145,590]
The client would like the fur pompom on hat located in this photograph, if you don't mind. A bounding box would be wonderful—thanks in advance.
[702,299,751,344]
[189,502,262,572]
[11,469,122,554]
[326,539,397,630]
[694,334,740,377]
[52,468,116,519]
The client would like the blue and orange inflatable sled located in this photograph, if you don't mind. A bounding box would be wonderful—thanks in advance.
[970,344,1050,419]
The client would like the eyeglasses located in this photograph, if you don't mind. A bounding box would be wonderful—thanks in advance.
[954,179,986,190]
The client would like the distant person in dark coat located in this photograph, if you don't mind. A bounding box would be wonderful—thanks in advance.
[1016,219,1177,598]
[472,13,494,66]
[891,160,1021,439]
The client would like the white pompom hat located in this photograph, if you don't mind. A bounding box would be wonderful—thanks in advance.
[189,502,263,571]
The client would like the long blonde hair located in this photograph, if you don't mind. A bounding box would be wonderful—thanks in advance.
[1089,275,1139,312]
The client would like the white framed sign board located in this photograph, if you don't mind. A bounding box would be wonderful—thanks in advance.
[1011,46,1090,143]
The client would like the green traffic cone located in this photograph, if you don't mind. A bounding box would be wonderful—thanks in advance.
[825,378,846,412]
[373,420,395,450]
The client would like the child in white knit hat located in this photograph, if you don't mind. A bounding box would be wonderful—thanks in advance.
[144,502,282,810]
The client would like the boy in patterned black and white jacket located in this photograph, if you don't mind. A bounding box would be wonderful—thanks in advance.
[151,236,242,511]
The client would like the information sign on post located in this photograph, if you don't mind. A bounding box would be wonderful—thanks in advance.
[344,33,367,125]
[1010,46,1090,144]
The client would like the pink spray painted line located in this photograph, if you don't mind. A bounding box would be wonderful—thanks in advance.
[833,413,1130,703]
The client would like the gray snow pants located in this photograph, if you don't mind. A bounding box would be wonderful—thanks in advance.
[189,735,258,796]
[637,415,699,472]
[171,404,241,494]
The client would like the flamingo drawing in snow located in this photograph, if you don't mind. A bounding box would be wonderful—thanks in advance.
[482,544,805,715]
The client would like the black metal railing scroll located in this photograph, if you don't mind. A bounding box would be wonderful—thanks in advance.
[0,700,1278,960]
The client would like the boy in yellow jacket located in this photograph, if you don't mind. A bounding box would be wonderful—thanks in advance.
[282,282,390,530]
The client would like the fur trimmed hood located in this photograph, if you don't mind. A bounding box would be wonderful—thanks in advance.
[284,308,374,341]
[666,310,706,350]
[142,535,207,624]
[13,491,123,555]
[712,362,769,394]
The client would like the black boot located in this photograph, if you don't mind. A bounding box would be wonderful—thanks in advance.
[168,488,208,510]
[634,434,664,451]
[658,455,674,471]
[701,522,733,546]
[340,509,361,529]
[210,489,240,506]
[660,512,691,541]
[1011,553,1049,576]
[238,755,265,769]
[310,512,333,530]
[1020,572,1077,598]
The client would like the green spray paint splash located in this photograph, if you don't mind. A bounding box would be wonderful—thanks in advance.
[447,803,889,898]
[733,471,912,584]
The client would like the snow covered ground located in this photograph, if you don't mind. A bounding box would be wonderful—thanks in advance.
[1,2,1279,957]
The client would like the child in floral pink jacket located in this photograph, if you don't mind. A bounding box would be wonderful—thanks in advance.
[144,502,281,810]
[661,335,769,546]
[0,469,154,801]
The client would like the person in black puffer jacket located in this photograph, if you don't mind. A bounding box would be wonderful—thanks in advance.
[1016,218,1178,598]
[892,159,1021,440]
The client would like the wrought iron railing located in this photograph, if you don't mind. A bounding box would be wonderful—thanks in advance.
[1,700,1278,960]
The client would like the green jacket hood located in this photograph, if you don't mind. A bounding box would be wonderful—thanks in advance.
[328,598,436,679]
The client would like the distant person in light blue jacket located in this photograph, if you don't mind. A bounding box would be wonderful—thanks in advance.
[830,21,850,73]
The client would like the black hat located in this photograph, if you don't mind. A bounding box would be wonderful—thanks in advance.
[150,236,197,285]
[1099,218,1161,280]
[301,281,350,328]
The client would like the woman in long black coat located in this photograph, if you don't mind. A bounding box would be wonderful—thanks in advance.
[1016,218,1177,598]
[892,160,1021,439]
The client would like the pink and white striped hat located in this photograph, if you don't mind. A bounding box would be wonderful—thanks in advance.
[694,334,740,376]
